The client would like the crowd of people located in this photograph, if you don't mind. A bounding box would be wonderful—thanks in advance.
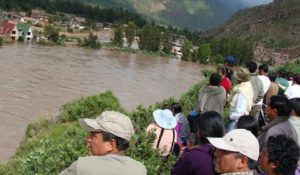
[59,58,300,175]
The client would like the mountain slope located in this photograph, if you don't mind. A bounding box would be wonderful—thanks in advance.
[204,0,300,58]
[79,0,273,31]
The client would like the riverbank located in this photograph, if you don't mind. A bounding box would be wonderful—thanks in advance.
[0,78,206,174]
[0,44,204,163]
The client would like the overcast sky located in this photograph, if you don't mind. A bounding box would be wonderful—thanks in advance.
[242,0,273,6]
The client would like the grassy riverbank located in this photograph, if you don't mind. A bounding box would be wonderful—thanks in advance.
[0,78,207,175]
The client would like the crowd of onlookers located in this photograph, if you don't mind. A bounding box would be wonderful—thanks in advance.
[59,57,300,175]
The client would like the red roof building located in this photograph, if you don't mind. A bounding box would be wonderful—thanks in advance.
[0,21,19,40]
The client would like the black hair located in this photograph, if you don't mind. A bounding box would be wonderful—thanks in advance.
[217,67,226,76]
[195,111,225,144]
[269,96,292,117]
[278,70,287,78]
[246,61,257,73]
[268,73,277,82]
[171,102,182,114]
[266,135,300,175]
[210,73,222,86]
[287,72,294,81]
[290,98,300,116]
[236,115,259,137]
[102,131,129,151]
[162,104,172,110]
[294,75,300,85]
[258,64,269,73]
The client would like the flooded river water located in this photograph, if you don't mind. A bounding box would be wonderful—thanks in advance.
[0,43,204,162]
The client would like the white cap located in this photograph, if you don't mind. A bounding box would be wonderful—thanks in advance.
[207,129,259,161]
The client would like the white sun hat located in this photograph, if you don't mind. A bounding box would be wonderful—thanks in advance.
[153,109,177,129]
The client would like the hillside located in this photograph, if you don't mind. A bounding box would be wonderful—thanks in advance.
[80,0,271,31]
[203,0,300,59]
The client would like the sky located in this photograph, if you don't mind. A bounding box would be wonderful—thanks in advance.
[242,0,274,7]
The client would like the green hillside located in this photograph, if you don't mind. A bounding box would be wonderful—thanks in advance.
[204,0,300,57]
[80,0,237,31]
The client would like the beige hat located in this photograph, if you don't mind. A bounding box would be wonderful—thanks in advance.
[79,111,134,141]
[234,68,250,82]
[207,129,259,161]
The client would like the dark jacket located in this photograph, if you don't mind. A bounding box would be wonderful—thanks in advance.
[171,144,215,175]
[258,116,298,151]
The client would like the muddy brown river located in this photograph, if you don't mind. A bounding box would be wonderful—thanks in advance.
[0,43,204,162]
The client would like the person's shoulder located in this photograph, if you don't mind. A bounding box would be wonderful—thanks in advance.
[122,157,147,174]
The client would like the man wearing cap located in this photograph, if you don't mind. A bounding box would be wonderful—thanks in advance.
[59,111,147,175]
[227,68,254,131]
[208,129,260,175]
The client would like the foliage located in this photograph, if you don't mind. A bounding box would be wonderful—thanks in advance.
[0,0,147,27]
[0,124,87,175]
[273,60,300,74]
[138,23,161,52]
[112,26,123,47]
[0,37,3,46]
[58,91,122,122]
[181,39,193,61]
[80,32,101,49]
[161,31,173,54]
[124,21,137,46]
[44,25,60,43]
[197,43,211,63]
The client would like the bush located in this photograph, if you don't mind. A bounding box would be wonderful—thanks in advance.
[79,32,101,49]
[58,91,123,122]
[273,60,300,74]
[0,37,3,46]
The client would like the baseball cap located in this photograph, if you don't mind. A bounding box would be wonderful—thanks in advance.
[79,111,134,141]
[207,129,259,161]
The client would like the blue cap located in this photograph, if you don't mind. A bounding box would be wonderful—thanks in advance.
[189,110,199,118]
[224,56,235,64]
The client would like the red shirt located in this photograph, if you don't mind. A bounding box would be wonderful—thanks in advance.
[219,77,231,93]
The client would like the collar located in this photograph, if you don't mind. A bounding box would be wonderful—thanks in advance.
[221,171,253,175]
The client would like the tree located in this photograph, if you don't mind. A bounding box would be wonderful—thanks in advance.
[44,25,60,43]
[197,43,211,63]
[181,39,193,61]
[124,21,137,47]
[138,23,161,52]
[113,26,123,47]
[81,32,101,49]
[161,31,172,54]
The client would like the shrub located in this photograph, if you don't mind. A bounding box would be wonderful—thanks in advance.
[273,60,300,74]
[80,32,101,49]
[58,91,123,122]
[0,37,3,46]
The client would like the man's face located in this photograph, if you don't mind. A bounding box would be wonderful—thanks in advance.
[86,132,113,156]
[213,148,243,173]
[265,104,277,121]
[258,147,275,174]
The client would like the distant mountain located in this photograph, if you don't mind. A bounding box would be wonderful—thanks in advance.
[79,0,273,31]
[204,0,300,58]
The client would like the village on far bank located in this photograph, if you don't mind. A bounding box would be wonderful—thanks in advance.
[0,9,185,57]
[0,9,116,44]
[0,9,298,66]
